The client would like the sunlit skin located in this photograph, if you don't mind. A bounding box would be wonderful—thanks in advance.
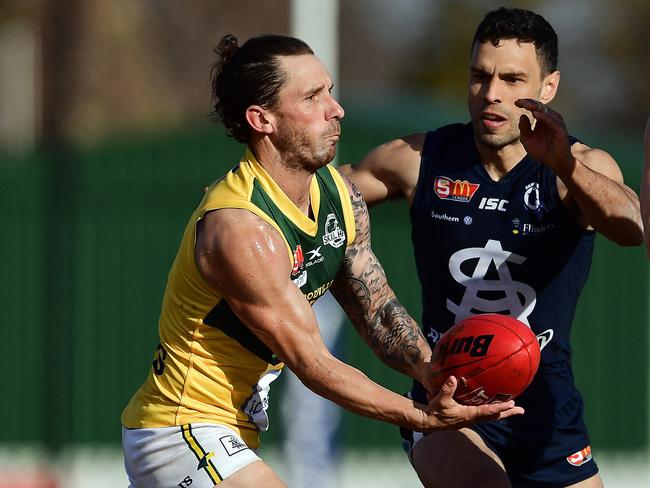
[468,39,559,177]
[250,54,344,175]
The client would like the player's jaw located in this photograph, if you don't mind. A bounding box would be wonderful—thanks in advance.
[471,105,520,149]
[276,121,340,172]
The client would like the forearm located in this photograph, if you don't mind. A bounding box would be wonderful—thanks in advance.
[331,277,431,382]
[360,296,431,381]
[293,352,428,431]
[560,156,643,246]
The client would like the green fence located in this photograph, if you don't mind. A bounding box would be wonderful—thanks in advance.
[0,114,647,452]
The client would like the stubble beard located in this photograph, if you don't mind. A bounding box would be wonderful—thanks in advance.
[473,118,520,150]
[275,125,338,174]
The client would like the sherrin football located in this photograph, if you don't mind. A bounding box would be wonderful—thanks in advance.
[429,313,541,405]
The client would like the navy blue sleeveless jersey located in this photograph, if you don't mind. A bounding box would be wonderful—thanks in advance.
[406,123,599,486]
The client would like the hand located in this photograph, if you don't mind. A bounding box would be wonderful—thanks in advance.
[515,98,575,177]
[420,376,524,432]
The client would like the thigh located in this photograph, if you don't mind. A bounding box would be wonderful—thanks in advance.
[565,473,603,488]
[411,428,511,488]
[220,460,287,488]
[123,424,265,487]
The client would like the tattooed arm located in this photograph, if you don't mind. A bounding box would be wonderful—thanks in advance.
[330,173,433,385]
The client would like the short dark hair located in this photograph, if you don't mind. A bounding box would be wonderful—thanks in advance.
[209,34,314,144]
[472,7,558,76]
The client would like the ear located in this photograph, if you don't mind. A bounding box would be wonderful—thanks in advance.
[540,70,560,104]
[245,105,275,136]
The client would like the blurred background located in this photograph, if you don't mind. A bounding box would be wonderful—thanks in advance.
[0,0,648,486]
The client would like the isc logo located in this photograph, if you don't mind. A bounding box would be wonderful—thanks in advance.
[432,334,494,363]
[478,197,508,211]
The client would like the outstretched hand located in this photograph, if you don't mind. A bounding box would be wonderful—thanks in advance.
[420,376,524,432]
[516,98,575,177]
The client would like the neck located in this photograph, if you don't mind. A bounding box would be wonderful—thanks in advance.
[249,142,314,216]
[475,138,528,181]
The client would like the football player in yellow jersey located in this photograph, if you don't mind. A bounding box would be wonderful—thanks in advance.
[121,34,523,488]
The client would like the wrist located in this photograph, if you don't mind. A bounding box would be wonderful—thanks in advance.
[555,154,579,181]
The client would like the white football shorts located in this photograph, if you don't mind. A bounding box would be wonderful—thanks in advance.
[122,423,261,487]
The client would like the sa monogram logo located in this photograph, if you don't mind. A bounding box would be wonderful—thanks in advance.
[446,239,536,324]
[434,176,480,202]
[446,240,555,351]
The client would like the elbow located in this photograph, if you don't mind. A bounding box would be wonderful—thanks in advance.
[612,228,645,247]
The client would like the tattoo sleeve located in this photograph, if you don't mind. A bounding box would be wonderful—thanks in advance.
[330,174,431,378]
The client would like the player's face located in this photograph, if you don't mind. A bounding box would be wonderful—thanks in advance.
[271,55,344,172]
[467,39,545,149]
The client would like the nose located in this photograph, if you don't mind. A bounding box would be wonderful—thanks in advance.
[483,76,502,103]
[328,94,345,120]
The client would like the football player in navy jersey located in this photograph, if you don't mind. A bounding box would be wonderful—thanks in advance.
[642,117,650,257]
[342,7,643,488]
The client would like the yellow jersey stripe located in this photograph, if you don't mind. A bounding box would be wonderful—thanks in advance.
[328,165,356,246]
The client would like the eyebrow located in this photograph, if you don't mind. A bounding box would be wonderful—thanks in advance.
[470,66,528,79]
[302,83,333,97]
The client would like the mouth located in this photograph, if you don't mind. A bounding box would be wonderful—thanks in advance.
[480,111,508,130]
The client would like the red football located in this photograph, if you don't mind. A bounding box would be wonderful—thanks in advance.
[429,313,541,405]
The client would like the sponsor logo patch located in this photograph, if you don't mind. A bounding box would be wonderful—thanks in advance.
[291,244,307,287]
[455,387,513,405]
[479,197,508,212]
[219,435,249,456]
[536,329,554,350]
[524,182,545,212]
[511,219,556,236]
[291,245,304,276]
[434,176,480,202]
[305,246,324,267]
[322,213,346,248]
[566,445,593,467]
[431,211,460,222]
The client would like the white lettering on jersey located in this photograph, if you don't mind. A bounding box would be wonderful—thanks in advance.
[446,239,537,324]
[242,368,282,431]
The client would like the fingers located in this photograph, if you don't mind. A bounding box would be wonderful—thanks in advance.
[515,98,550,120]
[518,114,533,141]
[469,401,525,423]
[438,375,458,398]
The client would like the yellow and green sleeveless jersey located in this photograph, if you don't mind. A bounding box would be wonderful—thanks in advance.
[121,149,355,447]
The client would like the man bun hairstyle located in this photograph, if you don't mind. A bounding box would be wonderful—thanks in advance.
[473,7,558,76]
[210,34,314,144]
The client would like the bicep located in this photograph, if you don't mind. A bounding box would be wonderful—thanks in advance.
[572,145,625,183]
[197,209,330,368]
[339,163,392,206]
[330,175,392,328]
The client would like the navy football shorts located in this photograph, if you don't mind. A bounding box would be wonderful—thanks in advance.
[400,381,599,488]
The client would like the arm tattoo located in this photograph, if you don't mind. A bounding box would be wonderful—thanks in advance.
[331,176,427,376]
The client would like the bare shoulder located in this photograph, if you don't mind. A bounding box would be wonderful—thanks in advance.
[196,208,290,293]
[340,132,426,206]
[360,132,426,173]
[570,142,624,183]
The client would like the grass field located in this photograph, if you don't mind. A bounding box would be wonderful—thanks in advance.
[1,446,650,487]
